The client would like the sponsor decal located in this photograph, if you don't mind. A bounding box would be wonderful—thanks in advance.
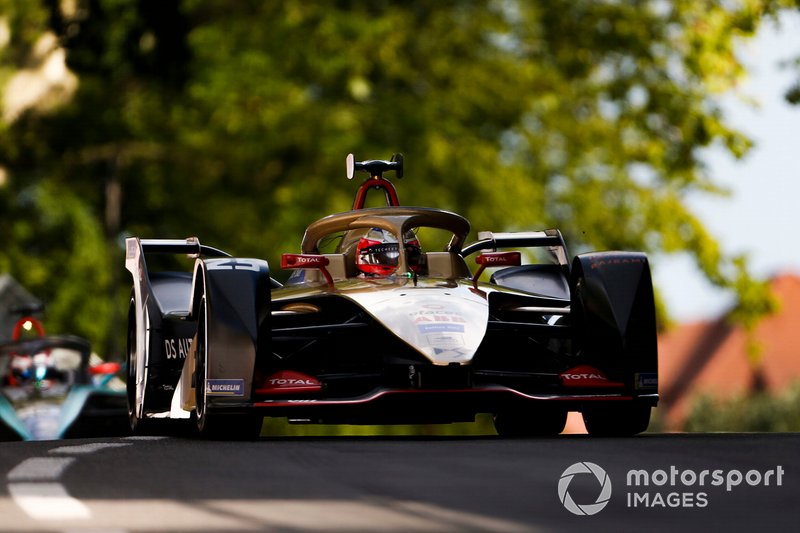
[409,312,467,324]
[426,334,463,348]
[560,365,624,388]
[362,243,398,254]
[588,257,645,270]
[475,251,521,266]
[432,347,469,359]
[164,337,192,360]
[418,323,465,334]
[280,254,328,268]
[635,372,658,390]
[206,379,244,396]
[257,370,322,395]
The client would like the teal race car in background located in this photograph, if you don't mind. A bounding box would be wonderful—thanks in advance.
[0,319,128,441]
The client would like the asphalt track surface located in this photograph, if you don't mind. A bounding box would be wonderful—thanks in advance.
[0,432,797,532]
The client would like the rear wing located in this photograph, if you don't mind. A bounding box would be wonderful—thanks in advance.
[461,229,569,268]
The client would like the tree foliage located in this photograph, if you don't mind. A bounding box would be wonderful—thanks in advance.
[684,382,800,432]
[0,0,791,355]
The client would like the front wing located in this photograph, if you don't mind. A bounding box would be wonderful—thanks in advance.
[252,387,656,425]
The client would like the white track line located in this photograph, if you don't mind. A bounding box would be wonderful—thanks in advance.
[50,442,132,455]
[8,457,75,481]
[7,440,137,525]
[8,482,91,520]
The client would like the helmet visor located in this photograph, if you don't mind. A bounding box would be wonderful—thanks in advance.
[356,228,422,276]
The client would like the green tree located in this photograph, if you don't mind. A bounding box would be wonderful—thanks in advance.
[0,0,790,355]
[684,383,800,432]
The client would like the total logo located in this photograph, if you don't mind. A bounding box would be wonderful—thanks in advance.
[559,366,624,388]
[562,373,606,381]
[281,254,327,268]
[255,370,322,395]
[294,256,323,265]
[267,378,317,386]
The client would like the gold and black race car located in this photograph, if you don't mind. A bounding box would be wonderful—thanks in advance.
[125,154,658,439]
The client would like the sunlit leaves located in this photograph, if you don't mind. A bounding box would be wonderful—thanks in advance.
[1,0,795,353]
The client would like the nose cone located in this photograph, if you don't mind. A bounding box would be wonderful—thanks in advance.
[18,402,62,440]
[346,284,488,365]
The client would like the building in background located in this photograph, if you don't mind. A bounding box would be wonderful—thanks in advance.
[658,273,800,430]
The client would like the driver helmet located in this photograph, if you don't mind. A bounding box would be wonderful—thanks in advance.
[7,354,34,386]
[356,228,422,276]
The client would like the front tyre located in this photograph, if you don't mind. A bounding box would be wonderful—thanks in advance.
[194,296,212,436]
[582,402,651,437]
[194,296,262,440]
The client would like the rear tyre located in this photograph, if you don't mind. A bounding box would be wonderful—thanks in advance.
[194,296,262,440]
[493,408,567,437]
[582,402,651,437]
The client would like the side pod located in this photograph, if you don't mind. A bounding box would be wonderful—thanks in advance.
[570,251,658,395]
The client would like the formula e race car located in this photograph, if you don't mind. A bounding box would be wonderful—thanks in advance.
[0,315,129,441]
[125,154,658,439]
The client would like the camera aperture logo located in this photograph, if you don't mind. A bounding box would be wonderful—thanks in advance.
[558,462,612,516]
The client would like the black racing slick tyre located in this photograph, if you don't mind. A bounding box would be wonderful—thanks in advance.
[493,408,567,437]
[126,295,148,434]
[194,297,262,440]
[582,402,651,437]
